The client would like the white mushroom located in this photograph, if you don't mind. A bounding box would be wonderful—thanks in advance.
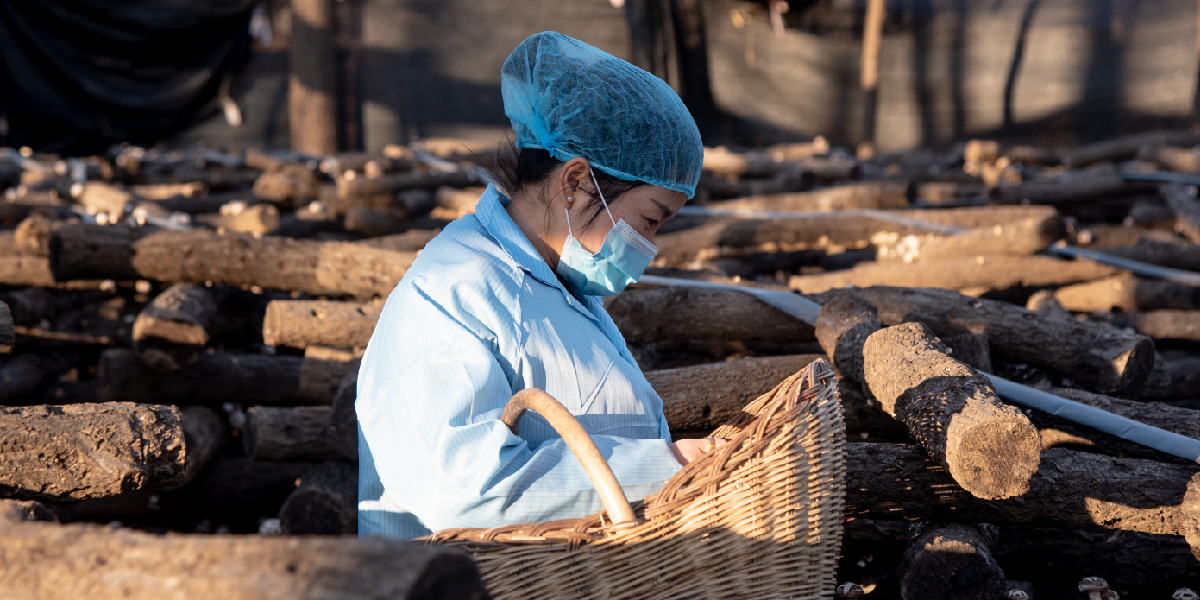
[1079,577,1109,600]
[835,582,864,598]
[1007,590,1030,600]
[1174,589,1199,600]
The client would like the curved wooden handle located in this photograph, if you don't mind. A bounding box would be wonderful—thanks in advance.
[501,388,639,526]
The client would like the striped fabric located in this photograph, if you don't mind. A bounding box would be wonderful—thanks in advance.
[356,184,681,539]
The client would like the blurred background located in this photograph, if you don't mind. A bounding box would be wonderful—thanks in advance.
[3,0,1198,156]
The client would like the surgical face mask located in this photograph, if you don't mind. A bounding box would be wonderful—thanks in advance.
[555,170,659,296]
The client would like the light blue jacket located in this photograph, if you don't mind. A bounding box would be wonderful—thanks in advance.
[356,184,681,539]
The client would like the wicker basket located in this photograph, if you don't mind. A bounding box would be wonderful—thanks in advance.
[425,359,846,600]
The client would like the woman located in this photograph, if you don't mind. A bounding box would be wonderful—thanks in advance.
[356,31,720,539]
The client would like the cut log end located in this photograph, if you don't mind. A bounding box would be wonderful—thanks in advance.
[946,406,1042,500]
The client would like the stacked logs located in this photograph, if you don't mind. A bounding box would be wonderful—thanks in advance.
[4,129,1200,597]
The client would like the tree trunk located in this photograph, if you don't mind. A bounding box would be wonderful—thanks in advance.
[0,301,12,353]
[263,299,382,349]
[844,443,1200,540]
[1052,275,1200,312]
[714,182,912,211]
[1064,130,1200,167]
[279,463,357,535]
[876,215,1062,262]
[48,224,415,298]
[288,0,337,155]
[133,283,226,371]
[99,348,350,407]
[0,402,187,501]
[328,363,360,460]
[0,520,490,600]
[605,286,815,345]
[1162,182,1200,243]
[790,255,1117,295]
[900,523,1007,600]
[243,406,337,462]
[815,286,1157,396]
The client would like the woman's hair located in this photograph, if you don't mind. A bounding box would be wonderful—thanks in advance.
[489,136,646,231]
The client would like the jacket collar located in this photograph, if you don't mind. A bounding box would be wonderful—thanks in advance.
[475,184,600,319]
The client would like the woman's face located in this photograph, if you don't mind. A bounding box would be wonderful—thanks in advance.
[571,184,688,253]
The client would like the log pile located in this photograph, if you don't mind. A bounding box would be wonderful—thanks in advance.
[4,129,1200,598]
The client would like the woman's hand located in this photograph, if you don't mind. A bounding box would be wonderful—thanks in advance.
[669,437,729,466]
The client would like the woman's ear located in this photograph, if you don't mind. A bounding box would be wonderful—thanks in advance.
[557,157,592,210]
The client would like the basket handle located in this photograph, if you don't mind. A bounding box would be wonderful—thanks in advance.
[500,388,639,526]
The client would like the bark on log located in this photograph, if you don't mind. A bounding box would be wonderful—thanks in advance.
[333,171,481,214]
[790,255,1117,295]
[0,520,490,600]
[714,182,912,212]
[0,301,11,353]
[648,354,824,432]
[605,285,816,345]
[1138,145,1200,172]
[0,402,186,501]
[876,216,1062,262]
[655,206,1055,266]
[176,406,228,488]
[815,286,1157,396]
[1064,130,1200,168]
[844,443,1200,540]
[344,206,412,237]
[1055,275,1200,313]
[53,457,315,529]
[279,463,357,535]
[194,204,282,234]
[1116,310,1200,341]
[699,169,816,199]
[0,353,75,403]
[99,348,350,406]
[263,299,382,349]
[1028,386,1200,463]
[0,231,56,287]
[991,170,1143,204]
[900,523,1007,600]
[1142,354,1200,402]
[288,0,337,155]
[253,167,321,205]
[1162,182,1200,243]
[356,228,442,252]
[243,406,337,462]
[1104,237,1200,272]
[0,499,58,523]
[48,224,415,298]
[133,283,226,370]
[328,363,359,460]
[863,322,1041,500]
[994,527,1200,589]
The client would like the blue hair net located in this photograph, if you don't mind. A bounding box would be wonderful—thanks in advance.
[501,31,704,199]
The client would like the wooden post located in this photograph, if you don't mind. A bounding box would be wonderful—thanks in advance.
[279,463,358,535]
[859,0,885,159]
[289,0,338,155]
[900,524,1007,600]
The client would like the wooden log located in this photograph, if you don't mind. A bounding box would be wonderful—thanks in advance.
[48,224,415,298]
[0,402,187,501]
[357,228,442,252]
[790,255,1117,295]
[991,170,1143,205]
[344,206,412,237]
[900,523,1007,600]
[1162,182,1200,243]
[263,299,382,349]
[70,182,134,215]
[334,171,481,212]
[1051,276,1199,312]
[816,286,1157,396]
[1105,238,1200,271]
[0,231,57,287]
[0,353,75,403]
[0,499,58,523]
[863,321,1041,500]
[699,169,816,199]
[243,406,337,462]
[133,283,226,370]
[994,527,1200,590]
[1138,145,1200,172]
[194,203,281,234]
[0,520,489,600]
[99,348,350,406]
[713,182,912,212]
[328,363,359,460]
[288,0,337,155]
[1115,310,1200,342]
[1142,354,1200,402]
[253,167,321,205]
[1064,130,1200,168]
[605,285,816,345]
[648,354,824,432]
[0,301,11,353]
[844,442,1200,539]
[129,182,209,200]
[279,463,357,535]
[876,216,1062,263]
